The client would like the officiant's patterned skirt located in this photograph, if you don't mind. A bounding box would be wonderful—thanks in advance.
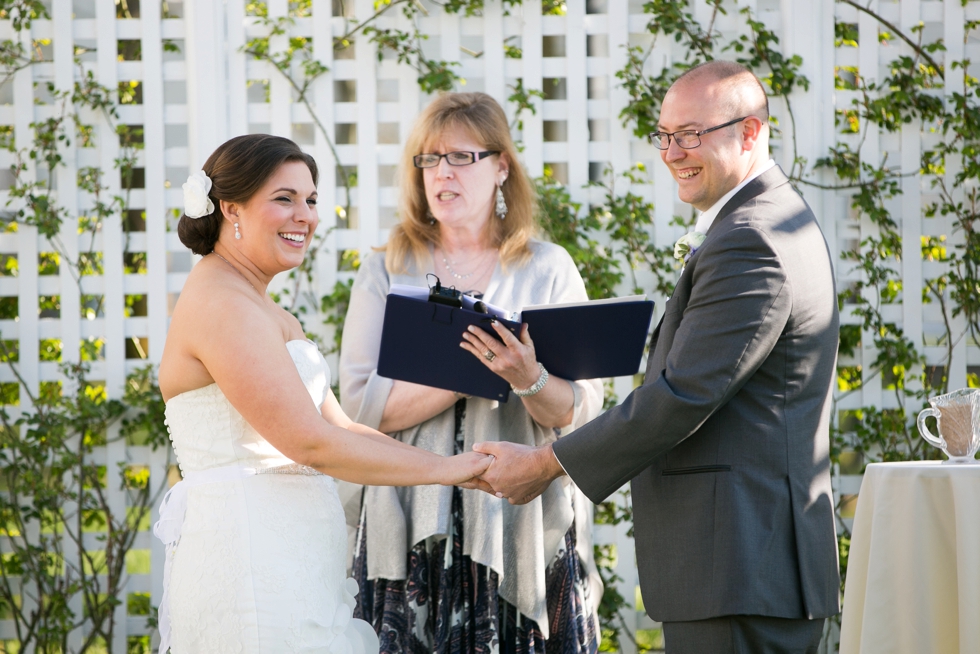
[352,401,599,654]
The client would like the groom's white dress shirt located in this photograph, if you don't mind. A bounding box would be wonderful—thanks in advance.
[694,158,776,234]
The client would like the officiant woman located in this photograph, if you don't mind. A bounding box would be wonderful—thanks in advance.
[338,92,602,653]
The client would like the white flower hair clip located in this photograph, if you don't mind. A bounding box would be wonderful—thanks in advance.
[182,170,215,219]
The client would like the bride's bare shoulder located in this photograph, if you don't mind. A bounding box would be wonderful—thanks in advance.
[160,261,279,399]
[175,260,266,320]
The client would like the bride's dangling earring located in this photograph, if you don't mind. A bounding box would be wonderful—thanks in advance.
[234,222,241,240]
[495,182,507,220]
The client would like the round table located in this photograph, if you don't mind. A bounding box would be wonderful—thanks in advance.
[839,461,980,653]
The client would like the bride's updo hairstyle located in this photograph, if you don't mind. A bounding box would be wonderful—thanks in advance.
[177,134,318,256]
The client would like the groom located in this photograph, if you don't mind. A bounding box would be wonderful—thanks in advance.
[475,61,840,652]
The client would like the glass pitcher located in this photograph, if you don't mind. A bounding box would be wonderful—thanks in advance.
[917,388,980,463]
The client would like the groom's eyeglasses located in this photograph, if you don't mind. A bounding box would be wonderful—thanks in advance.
[413,151,499,168]
[649,117,748,150]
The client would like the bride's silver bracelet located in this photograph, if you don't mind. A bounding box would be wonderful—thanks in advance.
[511,362,549,397]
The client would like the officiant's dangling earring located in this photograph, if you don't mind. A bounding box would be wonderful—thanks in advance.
[234,222,241,240]
[426,208,436,225]
[495,179,508,220]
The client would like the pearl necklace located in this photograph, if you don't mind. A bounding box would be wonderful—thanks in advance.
[440,249,496,282]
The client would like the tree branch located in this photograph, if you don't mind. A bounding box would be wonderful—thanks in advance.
[838,0,943,81]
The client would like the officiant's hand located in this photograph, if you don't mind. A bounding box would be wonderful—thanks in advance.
[471,441,565,505]
[460,321,541,391]
[461,320,576,430]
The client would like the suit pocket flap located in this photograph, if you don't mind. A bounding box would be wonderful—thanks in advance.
[662,464,732,476]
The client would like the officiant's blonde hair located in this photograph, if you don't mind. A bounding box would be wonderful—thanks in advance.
[384,92,536,274]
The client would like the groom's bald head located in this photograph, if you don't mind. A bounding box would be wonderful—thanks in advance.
[658,61,772,210]
[670,60,770,126]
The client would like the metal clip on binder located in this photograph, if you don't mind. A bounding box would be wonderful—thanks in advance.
[426,273,463,308]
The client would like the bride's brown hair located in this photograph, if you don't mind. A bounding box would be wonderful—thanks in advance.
[178,135,318,256]
[384,92,536,274]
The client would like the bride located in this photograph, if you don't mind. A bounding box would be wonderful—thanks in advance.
[155,134,491,653]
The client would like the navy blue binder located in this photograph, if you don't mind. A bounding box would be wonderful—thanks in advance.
[524,299,655,381]
[377,294,523,401]
[377,293,655,401]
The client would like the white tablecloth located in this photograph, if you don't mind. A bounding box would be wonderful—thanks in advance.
[840,461,980,654]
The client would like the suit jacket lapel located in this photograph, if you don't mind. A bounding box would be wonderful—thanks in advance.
[648,167,791,378]
[706,165,790,236]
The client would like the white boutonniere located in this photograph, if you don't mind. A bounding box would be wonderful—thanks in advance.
[182,170,215,218]
[673,231,706,264]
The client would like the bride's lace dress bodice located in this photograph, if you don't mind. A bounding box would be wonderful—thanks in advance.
[161,340,378,653]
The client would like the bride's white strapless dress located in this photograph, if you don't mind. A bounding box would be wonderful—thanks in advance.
[156,340,379,653]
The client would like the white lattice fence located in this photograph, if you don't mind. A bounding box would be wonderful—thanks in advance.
[1,0,978,650]
[0,0,181,650]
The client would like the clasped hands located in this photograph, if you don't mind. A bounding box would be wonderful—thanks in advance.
[459,440,565,505]
[455,319,567,504]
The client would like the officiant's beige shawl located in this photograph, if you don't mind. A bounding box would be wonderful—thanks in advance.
[338,240,603,637]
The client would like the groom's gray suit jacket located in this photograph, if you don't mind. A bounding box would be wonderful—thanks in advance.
[554,166,840,623]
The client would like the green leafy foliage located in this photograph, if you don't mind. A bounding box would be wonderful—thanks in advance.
[364,24,460,93]
[0,26,171,651]
[353,1,462,94]
[535,173,622,299]
[0,0,48,31]
[593,490,638,651]
[507,79,544,132]
[587,165,678,298]
[320,276,355,358]
[0,364,167,652]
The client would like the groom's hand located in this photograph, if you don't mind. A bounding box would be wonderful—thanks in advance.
[472,442,565,505]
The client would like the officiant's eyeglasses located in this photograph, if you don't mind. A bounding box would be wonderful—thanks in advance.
[649,117,748,150]
[413,151,499,168]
